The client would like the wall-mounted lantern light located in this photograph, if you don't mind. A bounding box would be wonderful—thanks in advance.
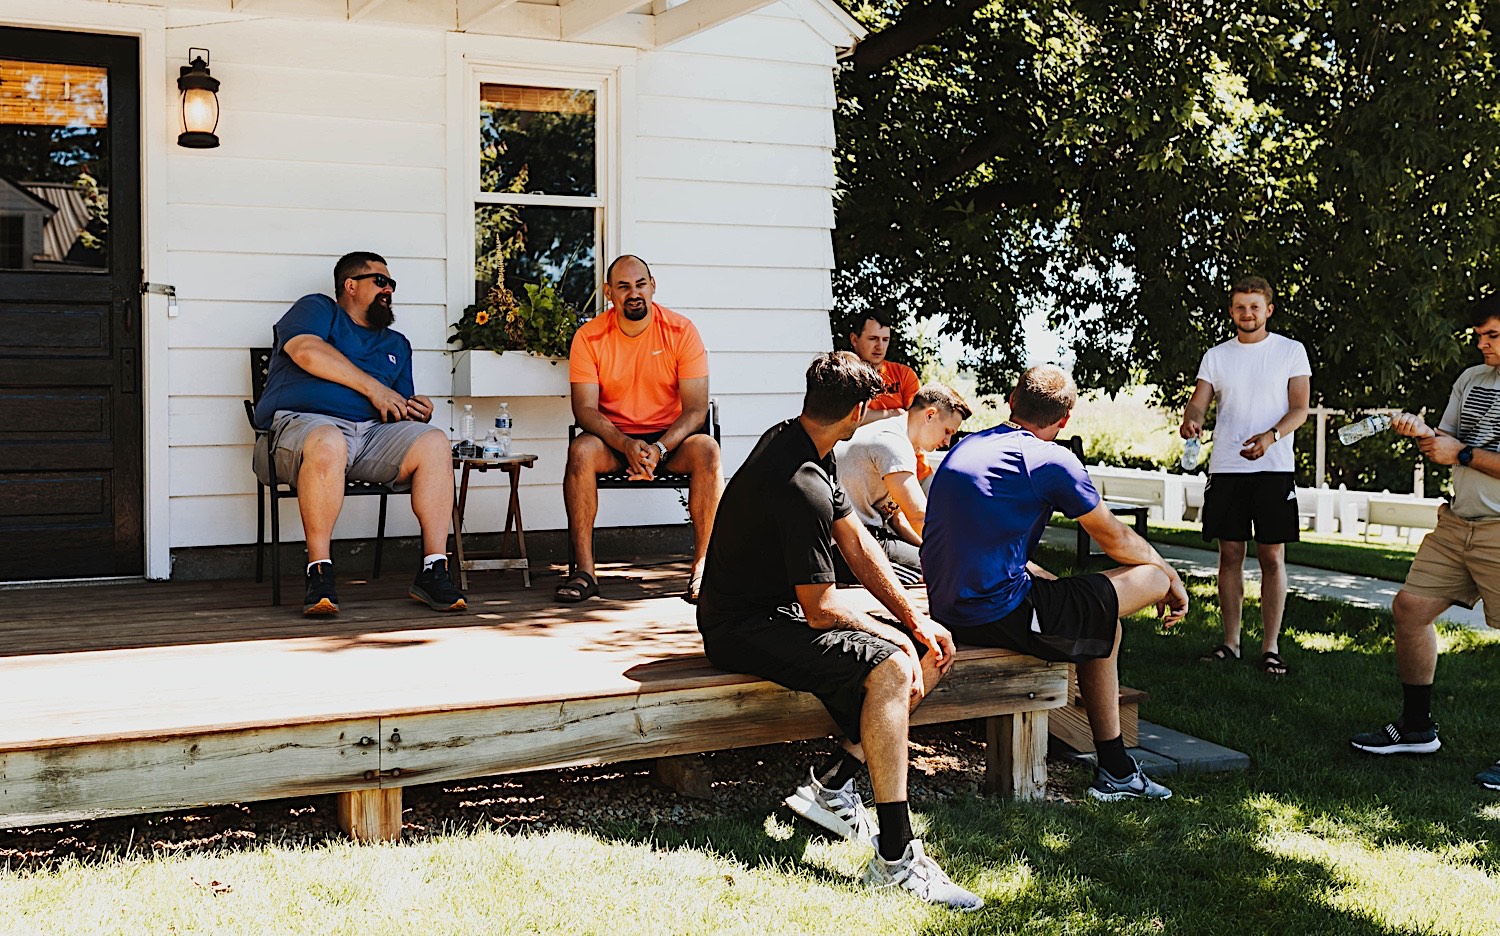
[176,48,220,149]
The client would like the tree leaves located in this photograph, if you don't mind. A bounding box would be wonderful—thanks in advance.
[835,0,1500,406]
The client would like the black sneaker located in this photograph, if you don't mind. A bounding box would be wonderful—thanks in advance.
[1475,761,1500,791]
[1349,720,1440,755]
[410,558,466,611]
[303,562,339,616]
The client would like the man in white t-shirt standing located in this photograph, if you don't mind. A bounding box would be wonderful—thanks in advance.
[1180,276,1312,675]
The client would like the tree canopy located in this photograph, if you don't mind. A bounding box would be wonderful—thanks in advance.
[834,0,1500,410]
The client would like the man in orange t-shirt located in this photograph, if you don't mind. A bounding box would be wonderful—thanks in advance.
[559,255,724,603]
[850,311,930,478]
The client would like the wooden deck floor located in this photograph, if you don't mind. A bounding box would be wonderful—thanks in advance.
[0,559,1067,833]
[0,559,706,751]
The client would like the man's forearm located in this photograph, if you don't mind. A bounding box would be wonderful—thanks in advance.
[840,532,922,626]
[1270,405,1310,437]
[658,405,708,453]
[286,337,382,398]
[1466,445,1500,482]
[810,602,915,651]
[574,408,633,453]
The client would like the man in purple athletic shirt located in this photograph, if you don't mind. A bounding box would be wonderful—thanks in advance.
[923,365,1189,800]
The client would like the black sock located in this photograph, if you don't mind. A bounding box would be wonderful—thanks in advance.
[1095,735,1133,778]
[816,750,865,789]
[1401,683,1434,731]
[875,801,913,861]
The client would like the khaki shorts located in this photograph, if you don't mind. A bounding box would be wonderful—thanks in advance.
[253,411,442,493]
[1401,503,1500,628]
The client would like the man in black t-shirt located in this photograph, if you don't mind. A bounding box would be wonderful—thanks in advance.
[697,351,981,912]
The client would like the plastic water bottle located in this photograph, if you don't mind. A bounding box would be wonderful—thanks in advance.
[458,404,476,458]
[1180,437,1202,471]
[481,425,503,461]
[496,402,513,457]
[1338,413,1392,446]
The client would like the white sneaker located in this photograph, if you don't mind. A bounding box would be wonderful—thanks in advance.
[864,836,984,911]
[783,768,877,842]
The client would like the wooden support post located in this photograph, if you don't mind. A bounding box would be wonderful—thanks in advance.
[652,754,714,800]
[984,710,1048,800]
[337,788,402,842]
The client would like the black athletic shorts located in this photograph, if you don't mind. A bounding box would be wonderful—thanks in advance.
[949,573,1120,663]
[1200,472,1300,544]
[698,604,925,743]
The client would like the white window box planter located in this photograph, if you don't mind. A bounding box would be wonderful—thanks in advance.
[451,349,571,397]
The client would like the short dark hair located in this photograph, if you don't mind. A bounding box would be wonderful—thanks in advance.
[606,254,653,283]
[848,310,892,337]
[1230,275,1273,305]
[803,351,883,424]
[1009,365,1077,427]
[334,251,386,297]
[1467,291,1500,328]
[912,383,972,420]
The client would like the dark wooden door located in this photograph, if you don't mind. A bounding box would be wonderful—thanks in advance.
[0,28,142,581]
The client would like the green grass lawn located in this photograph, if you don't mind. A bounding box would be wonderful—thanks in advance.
[1052,517,1421,583]
[5,564,1499,935]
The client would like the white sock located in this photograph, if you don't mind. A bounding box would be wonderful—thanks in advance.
[307,560,331,574]
[423,553,446,570]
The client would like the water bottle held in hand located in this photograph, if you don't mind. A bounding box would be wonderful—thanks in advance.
[1180,437,1202,471]
[1337,413,1392,446]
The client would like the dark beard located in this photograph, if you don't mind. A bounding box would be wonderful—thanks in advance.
[621,299,649,321]
[366,296,395,330]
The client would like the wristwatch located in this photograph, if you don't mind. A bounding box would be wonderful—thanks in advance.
[1270,428,1282,443]
[1459,445,1475,466]
[654,440,669,460]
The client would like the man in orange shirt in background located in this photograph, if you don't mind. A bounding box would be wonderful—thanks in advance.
[850,311,931,479]
[558,255,724,603]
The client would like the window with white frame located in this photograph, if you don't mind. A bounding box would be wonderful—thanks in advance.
[474,82,602,317]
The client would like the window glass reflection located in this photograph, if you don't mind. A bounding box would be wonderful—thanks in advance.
[0,58,109,272]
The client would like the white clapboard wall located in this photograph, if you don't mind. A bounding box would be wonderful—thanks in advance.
[157,5,843,548]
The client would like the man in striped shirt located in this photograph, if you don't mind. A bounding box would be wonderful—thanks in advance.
[1350,295,1500,792]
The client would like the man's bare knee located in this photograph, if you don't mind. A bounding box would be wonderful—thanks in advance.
[1105,564,1169,617]
[1219,540,1247,563]
[566,434,612,477]
[302,426,348,470]
[1392,590,1445,631]
[865,651,913,699]
[1255,543,1285,569]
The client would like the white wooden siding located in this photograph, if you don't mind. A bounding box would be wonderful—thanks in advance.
[114,7,841,549]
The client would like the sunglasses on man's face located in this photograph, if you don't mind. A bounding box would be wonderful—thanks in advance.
[350,272,397,290]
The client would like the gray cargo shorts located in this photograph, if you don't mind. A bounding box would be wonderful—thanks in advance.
[253,411,443,493]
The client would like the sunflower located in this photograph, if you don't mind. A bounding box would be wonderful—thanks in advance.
[474,309,490,325]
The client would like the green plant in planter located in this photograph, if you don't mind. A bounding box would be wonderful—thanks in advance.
[450,278,584,361]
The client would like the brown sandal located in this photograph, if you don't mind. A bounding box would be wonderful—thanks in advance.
[1258,651,1290,676]
[555,570,599,603]
[1199,644,1240,663]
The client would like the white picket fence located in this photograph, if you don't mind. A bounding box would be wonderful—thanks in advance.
[1087,465,1440,541]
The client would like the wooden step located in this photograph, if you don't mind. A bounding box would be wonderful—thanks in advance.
[1046,664,1150,753]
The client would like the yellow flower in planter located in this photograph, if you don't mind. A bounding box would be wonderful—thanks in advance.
[450,277,587,360]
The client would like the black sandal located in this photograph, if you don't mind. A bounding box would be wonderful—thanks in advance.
[1257,651,1290,676]
[1199,644,1240,663]
[555,570,599,603]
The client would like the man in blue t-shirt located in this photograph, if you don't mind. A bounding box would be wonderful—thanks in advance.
[923,365,1188,801]
[252,251,464,616]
